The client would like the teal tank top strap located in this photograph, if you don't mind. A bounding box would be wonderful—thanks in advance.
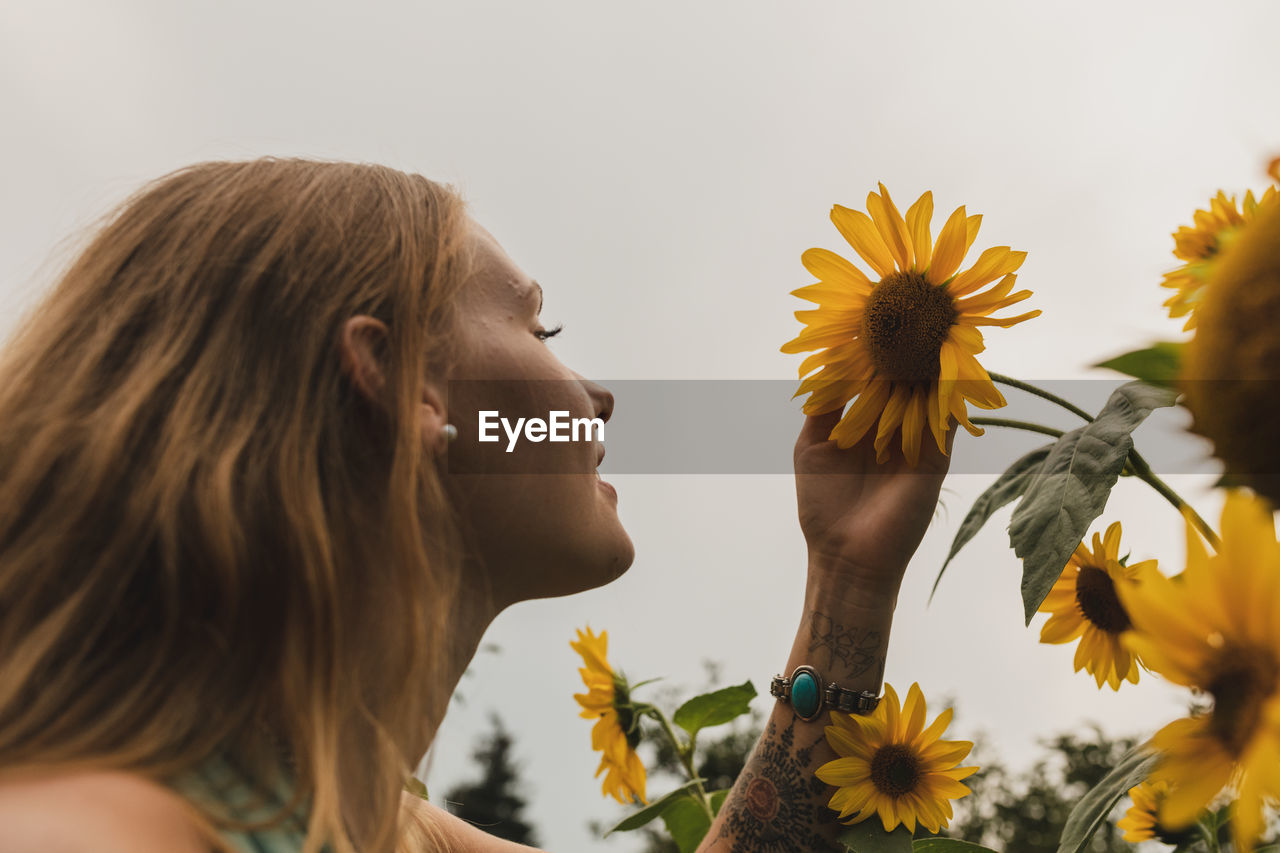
[172,753,318,853]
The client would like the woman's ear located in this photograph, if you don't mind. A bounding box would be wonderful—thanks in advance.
[420,381,450,456]
[338,315,390,406]
[339,316,450,452]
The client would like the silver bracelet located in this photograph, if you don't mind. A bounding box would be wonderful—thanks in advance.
[770,665,879,722]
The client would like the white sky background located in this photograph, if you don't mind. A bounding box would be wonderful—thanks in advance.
[3,2,1279,850]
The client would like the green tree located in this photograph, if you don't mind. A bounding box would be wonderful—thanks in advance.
[443,713,540,846]
[946,726,1137,852]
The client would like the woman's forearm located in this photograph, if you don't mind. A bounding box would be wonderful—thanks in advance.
[696,562,898,852]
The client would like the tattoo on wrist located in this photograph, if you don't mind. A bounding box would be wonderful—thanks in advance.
[714,717,843,852]
[807,611,883,677]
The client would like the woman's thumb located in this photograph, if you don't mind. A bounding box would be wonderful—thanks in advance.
[796,406,844,451]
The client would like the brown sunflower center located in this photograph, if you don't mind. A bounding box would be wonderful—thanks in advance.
[1074,566,1131,634]
[862,272,957,382]
[1207,644,1279,757]
[870,743,921,797]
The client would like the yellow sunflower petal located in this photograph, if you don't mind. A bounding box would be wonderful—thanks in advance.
[952,272,1024,315]
[914,706,954,749]
[798,340,862,380]
[905,191,933,270]
[901,683,928,743]
[1158,751,1232,828]
[801,247,875,295]
[832,380,892,449]
[946,323,986,356]
[790,281,869,308]
[816,756,871,787]
[831,204,896,279]
[880,683,902,737]
[936,341,959,427]
[1040,611,1087,644]
[1180,503,1211,571]
[964,214,983,254]
[873,383,912,462]
[950,395,984,437]
[925,383,948,456]
[867,184,914,271]
[1102,521,1123,561]
[959,309,1043,328]
[901,387,927,467]
[927,206,969,285]
[780,323,861,354]
[919,740,973,767]
[876,797,898,832]
[1220,490,1277,564]
[946,247,1027,299]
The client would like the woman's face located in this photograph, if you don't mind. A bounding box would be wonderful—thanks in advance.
[440,219,634,607]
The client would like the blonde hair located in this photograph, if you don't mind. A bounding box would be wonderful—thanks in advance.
[0,157,473,852]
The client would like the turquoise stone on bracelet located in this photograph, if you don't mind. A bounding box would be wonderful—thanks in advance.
[791,669,820,718]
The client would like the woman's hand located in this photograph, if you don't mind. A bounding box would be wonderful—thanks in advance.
[794,405,956,601]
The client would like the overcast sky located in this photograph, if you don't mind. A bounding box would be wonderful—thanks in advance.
[4,2,1280,850]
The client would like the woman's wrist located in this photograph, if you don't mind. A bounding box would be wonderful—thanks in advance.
[805,551,902,614]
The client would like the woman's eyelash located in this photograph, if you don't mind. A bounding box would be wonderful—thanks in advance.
[535,323,564,341]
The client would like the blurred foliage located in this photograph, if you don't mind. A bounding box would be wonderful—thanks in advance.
[938,726,1137,852]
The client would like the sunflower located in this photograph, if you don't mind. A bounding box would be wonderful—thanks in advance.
[1181,192,1280,506]
[1036,521,1160,690]
[1116,491,1280,853]
[815,682,977,834]
[571,626,647,804]
[1161,185,1278,330]
[781,185,1040,466]
[1116,780,1196,844]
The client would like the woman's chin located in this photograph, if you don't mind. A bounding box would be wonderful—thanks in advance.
[528,534,636,601]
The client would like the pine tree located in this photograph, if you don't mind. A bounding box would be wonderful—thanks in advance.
[443,713,540,846]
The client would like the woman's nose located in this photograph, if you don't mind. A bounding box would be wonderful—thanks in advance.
[578,377,615,424]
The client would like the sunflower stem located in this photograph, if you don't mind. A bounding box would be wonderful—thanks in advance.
[646,706,715,822]
[988,372,1096,422]
[1126,451,1222,552]
[969,417,1065,439]
[1196,816,1221,853]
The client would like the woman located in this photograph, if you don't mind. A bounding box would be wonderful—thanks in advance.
[0,158,953,852]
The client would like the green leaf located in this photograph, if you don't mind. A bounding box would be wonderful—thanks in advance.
[838,821,914,852]
[661,795,713,853]
[930,443,1053,602]
[1093,342,1184,390]
[1056,743,1158,853]
[605,779,706,834]
[1010,382,1178,623]
[672,681,757,739]
[709,788,729,816]
[912,841,1002,852]
[403,775,429,801]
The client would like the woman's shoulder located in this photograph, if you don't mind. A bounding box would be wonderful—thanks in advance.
[0,768,212,853]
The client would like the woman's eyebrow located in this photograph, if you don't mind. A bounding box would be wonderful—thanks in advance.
[531,280,544,315]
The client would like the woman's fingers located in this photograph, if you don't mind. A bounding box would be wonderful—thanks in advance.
[795,406,844,455]
[914,419,958,476]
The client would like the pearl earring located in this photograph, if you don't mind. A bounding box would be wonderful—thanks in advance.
[442,423,458,443]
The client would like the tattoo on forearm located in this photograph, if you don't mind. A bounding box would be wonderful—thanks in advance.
[713,717,842,852]
[807,612,883,677]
